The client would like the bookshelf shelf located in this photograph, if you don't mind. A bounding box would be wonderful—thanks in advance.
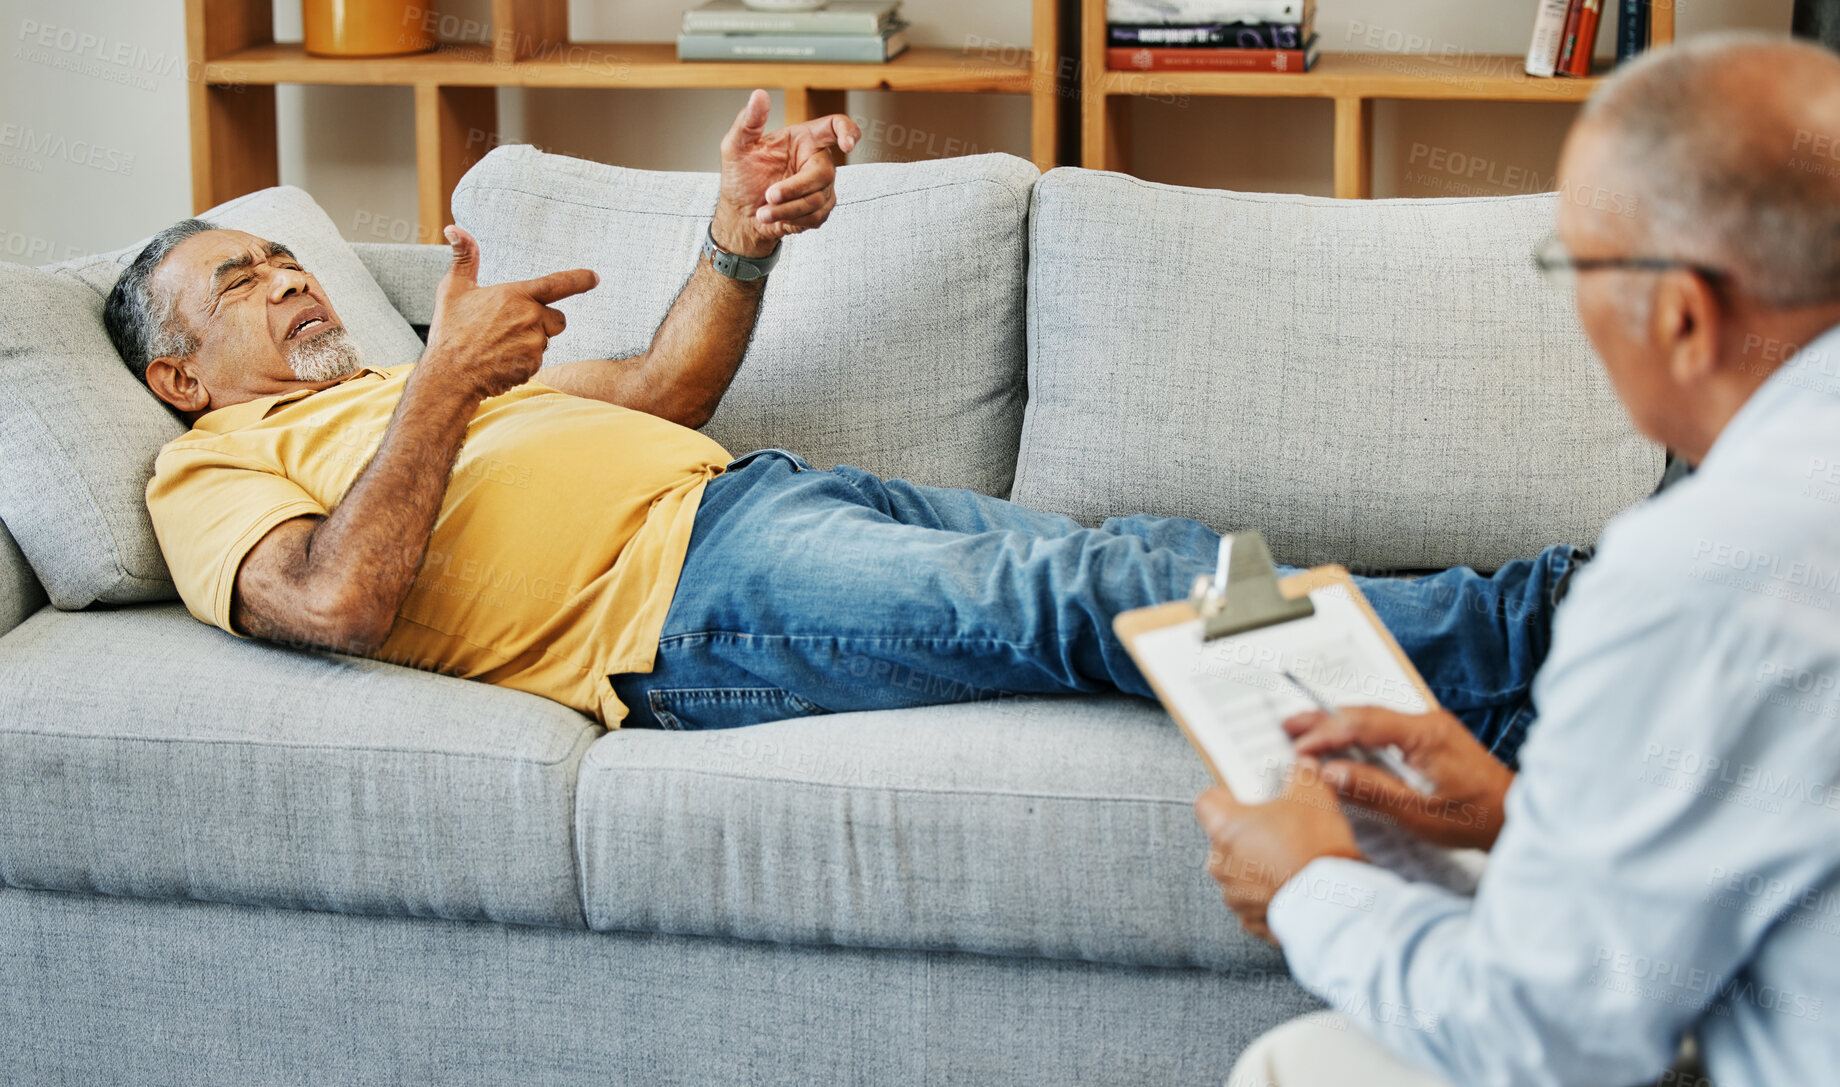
[186,0,1057,242]
[204,42,1036,93]
[1080,0,1676,197]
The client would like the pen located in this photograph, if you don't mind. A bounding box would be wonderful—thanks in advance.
[1279,668,1436,796]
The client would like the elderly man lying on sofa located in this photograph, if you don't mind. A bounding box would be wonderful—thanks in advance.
[109,89,1580,772]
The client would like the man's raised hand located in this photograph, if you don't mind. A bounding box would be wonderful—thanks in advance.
[714,88,861,258]
[423,225,599,400]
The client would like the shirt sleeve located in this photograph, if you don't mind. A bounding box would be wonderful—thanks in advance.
[1267,567,1820,1087]
[145,441,327,635]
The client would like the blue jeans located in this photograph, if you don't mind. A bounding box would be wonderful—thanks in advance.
[611,450,1577,768]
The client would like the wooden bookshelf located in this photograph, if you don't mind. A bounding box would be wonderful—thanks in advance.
[186,0,1059,241]
[1080,0,1677,197]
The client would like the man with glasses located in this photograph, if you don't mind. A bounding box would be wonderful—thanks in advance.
[1201,33,1840,1087]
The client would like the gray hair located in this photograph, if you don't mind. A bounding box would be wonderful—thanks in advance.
[1580,33,1840,309]
[103,218,214,385]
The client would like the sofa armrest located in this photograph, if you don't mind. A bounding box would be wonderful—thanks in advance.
[351,242,448,330]
[0,517,48,636]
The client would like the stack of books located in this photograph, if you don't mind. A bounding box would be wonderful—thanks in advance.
[1106,0,1318,72]
[678,1,909,63]
[1524,0,1651,78]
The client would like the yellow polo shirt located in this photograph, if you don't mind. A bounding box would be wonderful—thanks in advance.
[145,364,731,725]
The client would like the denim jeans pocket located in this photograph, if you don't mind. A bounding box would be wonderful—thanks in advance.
[724,447,813,473]
[646,686,830,731]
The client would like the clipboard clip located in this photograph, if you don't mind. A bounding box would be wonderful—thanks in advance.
[1188,530,1315,641]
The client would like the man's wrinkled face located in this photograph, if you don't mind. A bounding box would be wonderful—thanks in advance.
[149,229,361,412]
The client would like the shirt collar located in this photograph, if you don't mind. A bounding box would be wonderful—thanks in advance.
[1699,321,1840,471]
[191,367,390,435]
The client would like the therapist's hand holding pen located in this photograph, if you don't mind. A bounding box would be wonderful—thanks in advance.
[1283,706,1515,852]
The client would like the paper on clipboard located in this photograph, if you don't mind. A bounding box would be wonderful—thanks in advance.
[1119,570,1488,895]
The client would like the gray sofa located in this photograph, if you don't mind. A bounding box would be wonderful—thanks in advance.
[0,150,1662,1085]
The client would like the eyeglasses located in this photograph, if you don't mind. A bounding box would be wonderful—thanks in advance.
[1533,235,1729,291]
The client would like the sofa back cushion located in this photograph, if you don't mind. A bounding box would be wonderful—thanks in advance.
[452,147,1037,498]
[0,518,46,637]
[0,186,425,609]
[1015,170,1664,571]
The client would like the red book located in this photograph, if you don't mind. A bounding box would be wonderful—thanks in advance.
[1107,42,1317,73]
[1555,0,1587,75]
[1562,0,1605,76]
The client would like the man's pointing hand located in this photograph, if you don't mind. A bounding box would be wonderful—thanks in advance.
[424,224,599,400]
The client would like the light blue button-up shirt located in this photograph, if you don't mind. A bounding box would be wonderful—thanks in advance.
[1269,327,1840,1086]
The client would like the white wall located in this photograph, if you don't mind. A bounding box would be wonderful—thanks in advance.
[0,0,1798,257]
[1,0,192,261]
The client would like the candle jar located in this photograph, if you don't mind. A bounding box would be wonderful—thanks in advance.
[303,0,438,57]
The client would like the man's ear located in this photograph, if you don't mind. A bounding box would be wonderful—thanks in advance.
[146,357,210,415]
[1654,269,1723,388]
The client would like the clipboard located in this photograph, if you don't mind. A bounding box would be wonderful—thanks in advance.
[1116,560,1486,893]
[1114,564,1439,795]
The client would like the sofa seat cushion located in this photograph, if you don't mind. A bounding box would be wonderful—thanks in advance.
[573,696,1284,973]
[0,605,598,928]
[1016,170,1665,572]
[451,147,1038,498]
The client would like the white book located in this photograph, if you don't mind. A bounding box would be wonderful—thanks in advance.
[1107,0,1307,25]
[682,0,903,36]
[1525,0,1574,77]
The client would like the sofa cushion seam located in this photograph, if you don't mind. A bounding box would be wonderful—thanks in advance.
[579,762,1198,806]
[0,725,592,766]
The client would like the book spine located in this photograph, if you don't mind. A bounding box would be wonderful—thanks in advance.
[1525,0,1573,77]
[1108,23,1308,49]
[681,12,889,35]
[1615,0,1649,63]
[678,33,897,62]
[1106,45,1312,72]
[1556,0,1588,75]
[1563,0,1604,76]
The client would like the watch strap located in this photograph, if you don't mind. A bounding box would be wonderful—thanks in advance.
[703,224,779,281]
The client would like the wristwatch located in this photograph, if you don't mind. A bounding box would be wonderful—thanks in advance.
[702,223,780,282]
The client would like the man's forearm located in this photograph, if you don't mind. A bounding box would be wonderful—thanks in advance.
[541,250,766,428]
[238,367,479,652]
